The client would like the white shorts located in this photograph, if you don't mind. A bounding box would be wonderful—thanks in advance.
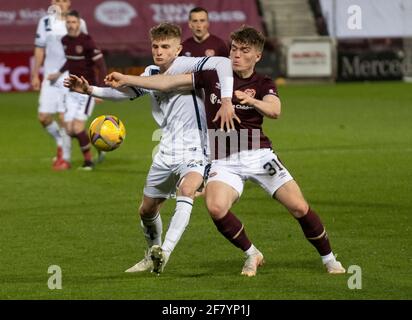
[38,73,68,114]
[64,91,95,122]
[206,148,293,198]
[143,150,207,199]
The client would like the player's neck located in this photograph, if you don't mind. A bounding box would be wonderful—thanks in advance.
[193,33,210,43]
[159,58,177,73]
[235,69,254,79]
[68,30,81,38]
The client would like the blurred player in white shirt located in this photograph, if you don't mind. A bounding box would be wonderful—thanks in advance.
[31,0,87,170]
[65,23,236,274]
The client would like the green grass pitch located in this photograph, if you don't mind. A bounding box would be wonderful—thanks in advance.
[0,82,411,299]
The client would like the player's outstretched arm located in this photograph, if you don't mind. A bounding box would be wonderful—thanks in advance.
[235,90,281,119]
[105,72,193,92]
[64,74,137,101]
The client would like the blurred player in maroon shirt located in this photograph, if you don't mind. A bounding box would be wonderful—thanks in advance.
[181,7,229,57]
[104,26,346,277]
[48,10,107,170]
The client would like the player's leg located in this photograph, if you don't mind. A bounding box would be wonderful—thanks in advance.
[205,173,264,277]
[125,195,166,273]
[126,154,175,273]
[274,180,345,274]
[71,93,95,170]
[38,113,63,159]
[58,111,72,166]
[38,82,64,165]
[72,118,94,170]
[154,171,204,273]
[52,119,72,171]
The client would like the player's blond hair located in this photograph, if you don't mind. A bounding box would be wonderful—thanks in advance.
[230,25,265,52]
[150,23,182,41]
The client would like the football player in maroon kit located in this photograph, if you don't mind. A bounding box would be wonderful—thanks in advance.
[181,7,229,58]
[48,10,107,170]
[102,26,346,277]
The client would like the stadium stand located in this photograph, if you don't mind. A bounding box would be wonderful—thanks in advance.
[259,0,318,37]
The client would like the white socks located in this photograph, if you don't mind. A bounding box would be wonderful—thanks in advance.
[161,196,193,255]
[60,128,72,162]
[321,252,336,264]
[141,212,163,247]
[245,244,259,256]
[45,121,63,147]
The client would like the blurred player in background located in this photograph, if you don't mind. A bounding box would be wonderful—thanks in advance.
[181,7,229,58]
[109,26,346,277]
[31,0,87,170]
[64,23,235,273]
[48,10,107,170]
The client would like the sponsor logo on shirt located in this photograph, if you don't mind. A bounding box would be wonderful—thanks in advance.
[209,92,254,110]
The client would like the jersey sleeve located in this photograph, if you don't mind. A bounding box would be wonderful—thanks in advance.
[34,17,48,48]
[259,76,279,99]
[85,36,103,61]
[123,65,157,100]
[169,56,233,98]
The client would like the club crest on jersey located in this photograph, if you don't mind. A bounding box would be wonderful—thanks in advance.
[75,45,83,54]
[205,49,216,57]
[244,89,256,98]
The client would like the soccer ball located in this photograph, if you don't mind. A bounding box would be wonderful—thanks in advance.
[88,115,126,151]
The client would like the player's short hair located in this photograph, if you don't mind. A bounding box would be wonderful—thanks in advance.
[150,23,182,41]
[230,25,265,52]
[66,10,80,19]
[189,7,208,20]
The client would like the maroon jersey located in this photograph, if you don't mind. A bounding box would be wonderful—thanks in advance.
[181,34,229,57]
[194,70,279,159]
[60,33,105,85]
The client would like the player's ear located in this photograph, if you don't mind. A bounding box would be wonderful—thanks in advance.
[255,51,262,63]
[176,44,183,57]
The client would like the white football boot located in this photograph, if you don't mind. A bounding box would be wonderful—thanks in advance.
[241,250,264,277]
[325,259,346,274]
[125,250,153,273]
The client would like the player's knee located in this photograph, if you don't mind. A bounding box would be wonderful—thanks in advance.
[178,184,196,198]
[65,127,75,137]
[38,114,52,126]
[290,202,309,218]
[206,202,227,220]
[138,203,157,218]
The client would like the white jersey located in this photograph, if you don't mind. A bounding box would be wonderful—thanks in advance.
[35,14,87,76]
[143,64,207,156]
[91,56,233,156]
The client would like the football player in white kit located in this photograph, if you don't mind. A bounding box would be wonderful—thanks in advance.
[31,0,87,170]
[64,23,236,274]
